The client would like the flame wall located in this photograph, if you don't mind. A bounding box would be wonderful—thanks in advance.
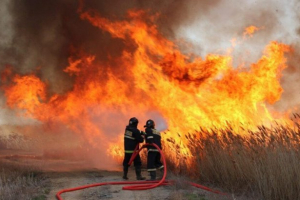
[0,0,299,170]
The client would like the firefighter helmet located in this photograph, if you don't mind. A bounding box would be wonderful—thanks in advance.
[144,119,155,128]
[129,117,139,127]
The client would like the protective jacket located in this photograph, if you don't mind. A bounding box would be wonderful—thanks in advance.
[123,123,146,180]
[124,125,144,153]
[145,127,162,151]
[145,127,163,173]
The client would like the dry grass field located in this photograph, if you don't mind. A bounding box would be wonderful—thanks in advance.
[166,116,300,200]
[2,117,300,200]
[0,161,49,200]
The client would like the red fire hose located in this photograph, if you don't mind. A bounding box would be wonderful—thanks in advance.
[56,143,227,200]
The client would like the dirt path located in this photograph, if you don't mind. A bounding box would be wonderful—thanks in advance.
[0,149,256,200]
[46,169,174,200]
[45,168,248,200]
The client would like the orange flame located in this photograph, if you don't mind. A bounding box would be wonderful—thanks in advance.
[4,74,46,116]
[243,25,260,37]
[1,9,291,166]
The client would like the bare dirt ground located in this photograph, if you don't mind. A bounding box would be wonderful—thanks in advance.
[45,168,257,200]
[47,169,216,200]
[0,149,257,200]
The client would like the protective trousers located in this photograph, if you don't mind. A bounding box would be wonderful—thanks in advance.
[123,152,142,167]
[147,151,163,170]
[147,151,163,180]
[122,152,144,180]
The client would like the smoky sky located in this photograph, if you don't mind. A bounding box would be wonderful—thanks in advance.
[0,0,300,167]
[0,0,300,110]
[0,0,221,95]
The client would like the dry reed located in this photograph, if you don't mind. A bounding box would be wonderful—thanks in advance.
[165,116,300,200]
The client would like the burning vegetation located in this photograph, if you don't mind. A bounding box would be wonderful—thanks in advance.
[0,0,300,199]
[0,3,294,159]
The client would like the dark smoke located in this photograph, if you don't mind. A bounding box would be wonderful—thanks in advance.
[1,0,299,93]
[0,0,221,95]
[0,0,299,120]
[0,0,223,169]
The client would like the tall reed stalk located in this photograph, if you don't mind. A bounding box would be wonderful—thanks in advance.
[165,117,300,200]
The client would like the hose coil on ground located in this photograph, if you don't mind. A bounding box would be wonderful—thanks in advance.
[56,143,226,200]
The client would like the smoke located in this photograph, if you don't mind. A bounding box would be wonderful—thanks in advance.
[174,0,300,111]
[176,0,298,57]
[0,0,225,95]
[1,0,300,169]
[278,1,300,111]
[1,0,299,94]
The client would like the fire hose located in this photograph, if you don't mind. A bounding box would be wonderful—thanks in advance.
[56,143,227,200]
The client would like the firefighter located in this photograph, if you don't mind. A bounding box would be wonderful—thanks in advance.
[122,117,146,180]
[144,119,163,180]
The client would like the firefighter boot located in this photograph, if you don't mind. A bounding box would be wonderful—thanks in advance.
[150,171,156,181]
[122,167,128,180]
[135,166,146,180]
[157,167,164,179]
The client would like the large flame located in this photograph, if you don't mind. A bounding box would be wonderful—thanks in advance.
[0,9,291,166]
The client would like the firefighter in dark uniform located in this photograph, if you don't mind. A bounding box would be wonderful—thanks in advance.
[122,117,146,180]
[144,119,163,180]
